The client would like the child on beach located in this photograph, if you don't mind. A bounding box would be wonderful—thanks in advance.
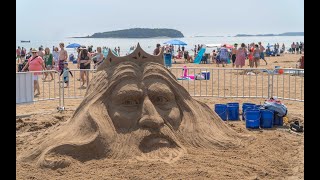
[60,62,73,88]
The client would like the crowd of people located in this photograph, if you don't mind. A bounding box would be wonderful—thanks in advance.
[152,41,304,69]
[16,43,110,95]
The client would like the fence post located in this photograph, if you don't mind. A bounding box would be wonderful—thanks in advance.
[267,70,271,98]
[58,71,65,111]
[267,70,274,98]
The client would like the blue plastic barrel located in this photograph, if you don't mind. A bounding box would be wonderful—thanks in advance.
[242,103,256,120]
[227,103,239,120]
[214,104,227,121]
[274,115,283,126]
[260,109,274,128]
[164,53,172,67]
[201,71,210,80]
[245,109,261,129]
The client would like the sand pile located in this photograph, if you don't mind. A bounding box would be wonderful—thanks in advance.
[18,44,247,169]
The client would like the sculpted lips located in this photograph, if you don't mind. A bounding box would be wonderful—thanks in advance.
[139,134,177,152]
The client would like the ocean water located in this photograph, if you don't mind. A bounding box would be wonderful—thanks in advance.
[16,36,304,55]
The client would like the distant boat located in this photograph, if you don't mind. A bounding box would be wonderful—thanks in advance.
[21,40,30,43]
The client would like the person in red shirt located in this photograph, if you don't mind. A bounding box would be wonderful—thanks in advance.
[22,48,46,96]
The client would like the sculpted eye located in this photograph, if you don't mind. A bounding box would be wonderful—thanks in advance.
[153,96,169,104]
[122,99,139,106]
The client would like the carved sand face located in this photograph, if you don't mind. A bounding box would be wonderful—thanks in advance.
[107,77,184,159]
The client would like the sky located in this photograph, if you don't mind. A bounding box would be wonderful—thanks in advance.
[16,0,304,40]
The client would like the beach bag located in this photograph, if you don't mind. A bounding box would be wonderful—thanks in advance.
[264,99,287,117]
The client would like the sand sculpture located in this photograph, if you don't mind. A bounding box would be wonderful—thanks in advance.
[18,44,244,169]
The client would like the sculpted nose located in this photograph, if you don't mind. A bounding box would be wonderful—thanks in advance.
[139,97,164,130]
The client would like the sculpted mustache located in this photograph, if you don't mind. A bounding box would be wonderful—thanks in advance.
[134,125,178,143]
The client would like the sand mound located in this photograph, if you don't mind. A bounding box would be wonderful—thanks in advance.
[18,44,248,169]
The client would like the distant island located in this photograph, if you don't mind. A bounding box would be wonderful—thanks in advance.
[235,32,304,37]
[73,28,184,38]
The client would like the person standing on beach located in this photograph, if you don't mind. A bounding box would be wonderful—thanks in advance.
[21,48,46,96]
[52,47,59,71]
[231,43,238,67]
[42,47,54,81]
[21,47,26,62]
[94,47,104,69]
[291,42,295,54]
[16,46,21,63]
[253,44,261,68]
[153,44,161,55]
[218,44,229,67]
[60,62,73,88]
[78,48,91,88]
[235,43,247,68]
[58,43,68,71]
[117,46,120,56]
[38,47,45,58]
[282,43,285,52]
[258,42,267,65]
[296,42,300,54]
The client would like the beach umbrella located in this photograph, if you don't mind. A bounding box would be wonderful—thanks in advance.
[222,44,234,49]
[66,43,81,48]
[163,39,187,46]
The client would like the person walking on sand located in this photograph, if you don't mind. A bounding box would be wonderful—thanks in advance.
[258,42,267,65]
[231,43,238,68]
[58,43,68,72]
[235,43,247,68]
[21,48,46,96]
[253,44,261,68]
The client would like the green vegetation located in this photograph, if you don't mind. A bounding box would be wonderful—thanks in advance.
[75,28,184,38]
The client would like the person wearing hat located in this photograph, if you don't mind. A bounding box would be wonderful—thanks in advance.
[60,62,73,88]
[22,48,46,96]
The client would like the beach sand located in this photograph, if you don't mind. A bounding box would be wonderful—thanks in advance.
[16,53,304,179]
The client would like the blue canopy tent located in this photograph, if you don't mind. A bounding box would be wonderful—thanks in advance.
[66,43,81,62]
[163,40,188,65]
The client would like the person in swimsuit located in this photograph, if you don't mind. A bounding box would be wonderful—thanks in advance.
[58,43,68,72]
[77,48,92,87]
[258,42,267,65]
[231,43,238,68]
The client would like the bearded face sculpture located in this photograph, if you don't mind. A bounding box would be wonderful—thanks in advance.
[18,44,243,169]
